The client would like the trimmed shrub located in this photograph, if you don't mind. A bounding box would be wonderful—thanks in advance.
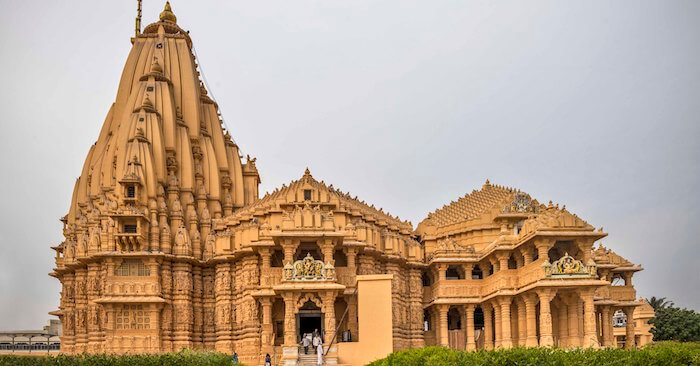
[368,342,700,366]
[0,349,239,366]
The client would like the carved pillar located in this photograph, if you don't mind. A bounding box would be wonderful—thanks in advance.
[582,289,600,348]
[483,304,494,350]
[345,247,357,275]
[535,238,555,262]
[321,239,335,264]
[562,296,578,347]
[557,301,569,348]
[498,297,513,348]
[437,264,447,282]
[496,253,510,272]
[493,302,502,348]
[172,262,193,350]
[259,248,271,287]
[524,294,538,347]
[521,247,533,265]
[323,291,339,362]
[408,268,425,348]
[260,298,274,355]
[537,289,556,347]
[214,262,233,352]
[624,307,636,349]
[463,263,474,280]
[438,304,449,347]
[465,304,476,351]
[346,295,359,342]
[516,298,527,347]
[192,265,203,349]
[282,293,298,366]
[601,306,612,347]
[160,260,174,352]
[282,239,295,264]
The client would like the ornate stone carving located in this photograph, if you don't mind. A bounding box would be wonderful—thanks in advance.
[283,254,335,281]
[544,253,597,277]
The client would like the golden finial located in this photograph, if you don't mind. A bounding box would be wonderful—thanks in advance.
[160,1,177,23]
[304,167,311,176]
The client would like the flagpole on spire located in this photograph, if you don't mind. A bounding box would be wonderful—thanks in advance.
[135,0,142,36]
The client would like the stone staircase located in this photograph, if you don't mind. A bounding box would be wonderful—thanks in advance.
[297,346,319,366]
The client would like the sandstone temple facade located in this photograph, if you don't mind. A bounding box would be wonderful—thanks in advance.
[50,3,652,365]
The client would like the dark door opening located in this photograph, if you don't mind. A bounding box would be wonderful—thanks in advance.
[298,313,323,342]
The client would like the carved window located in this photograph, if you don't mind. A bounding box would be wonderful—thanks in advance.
[115,304,150,330]
[115,259,150,276]
[303,189,312,201]
[123,224,137,233]
[446,265,464,280]
[126,185,136,198]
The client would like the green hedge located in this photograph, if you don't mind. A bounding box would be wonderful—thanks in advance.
[368,342,700,366]
[0,349,240,366]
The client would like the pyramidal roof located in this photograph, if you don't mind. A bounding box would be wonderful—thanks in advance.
[227,169,413,231]
[65,2,254,225]
[421,180,516,227]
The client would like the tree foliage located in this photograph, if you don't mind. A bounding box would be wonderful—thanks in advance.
[650,305,700,342]
[647,296,674,311]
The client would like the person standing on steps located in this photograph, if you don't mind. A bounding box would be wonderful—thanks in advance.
[232,351,239,364]
[313,332,323,365]
[302,332,310,354]
[264,353,271,366]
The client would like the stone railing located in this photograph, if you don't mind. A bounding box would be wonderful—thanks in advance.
[283,253,336,281]
[267,268,284,287]
[437,279,481,298]
[609,286,637,301]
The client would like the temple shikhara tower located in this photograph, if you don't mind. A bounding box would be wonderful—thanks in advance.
[50,3,652,365]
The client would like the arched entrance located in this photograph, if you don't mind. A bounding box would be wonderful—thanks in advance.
[298,299,323,341]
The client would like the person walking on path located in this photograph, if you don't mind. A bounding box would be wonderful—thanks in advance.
[264,353,271,366]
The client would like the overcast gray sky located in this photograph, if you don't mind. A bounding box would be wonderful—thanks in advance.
[0,0,698,329]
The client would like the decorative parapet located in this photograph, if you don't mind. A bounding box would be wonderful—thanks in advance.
[283,253,336,281]
[543,253,597,278]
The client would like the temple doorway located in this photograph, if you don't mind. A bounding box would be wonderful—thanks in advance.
[298,300,323,342]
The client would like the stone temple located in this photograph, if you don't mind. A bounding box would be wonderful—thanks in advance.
[50,3,652,365]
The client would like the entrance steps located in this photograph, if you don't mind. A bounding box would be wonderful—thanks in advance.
[297,346,319,366]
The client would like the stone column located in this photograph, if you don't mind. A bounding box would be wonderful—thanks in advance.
[535,239,555,262]
[346,295,359,342]
[483,304,494,350]
[463,263,474,280]
[524,294,538,347]
[438,304,449,347]
[259,248,271,287]
[437,264,447,282]
[496,253,510,272]
[623,307,636,349]
[493,302,502,348]
[537,289,556,347]
[214,263,233,352]
[582,290,600,348]
[516,298,527,347]
[345,247,357,275]
[522,247,533,265]
[409,268,425,348]
[601,306,612,347]
[260,298,273,350]
[323,291,339,363]
[499,297,513,348]
[557,301,569,348]
[465,304,476,351]
[282,293,298,366]
[566,295,581,348]
[282,239,295,264]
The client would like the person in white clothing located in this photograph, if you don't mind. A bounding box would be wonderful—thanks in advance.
[316,342,323,365]
[302,333,310,354]
[312,333,323,365]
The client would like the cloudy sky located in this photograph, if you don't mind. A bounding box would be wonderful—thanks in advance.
[0,0,698,329]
